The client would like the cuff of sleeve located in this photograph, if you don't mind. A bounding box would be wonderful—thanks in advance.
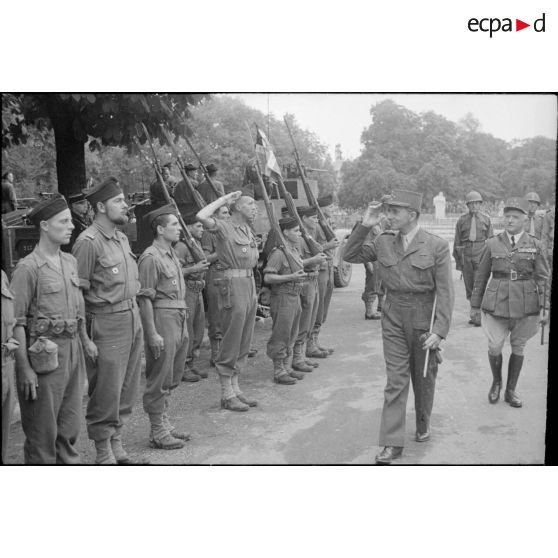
[15,316,28,327]
[79,278,91,290]
[432,327,447,340]
[263,267,279,274]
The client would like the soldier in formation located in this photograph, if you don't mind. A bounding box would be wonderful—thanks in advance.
[524,192,544,239]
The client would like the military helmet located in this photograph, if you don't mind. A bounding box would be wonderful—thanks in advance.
[465,191,483,204]
[525,192,541,204]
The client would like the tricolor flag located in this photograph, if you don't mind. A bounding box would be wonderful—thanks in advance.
[255,126,282,178]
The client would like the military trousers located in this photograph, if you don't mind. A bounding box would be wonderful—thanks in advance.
[185,288,205,365]
[205,268,223,342]
[313,264,335,333]
[215,276,257,378]
[379,296,438,447]
[361,262,384,303]
[2,358,15,463]
[85,305,143,441]
[296,276,319,345]
[18,336,86,464]
[481,312,539,357]
[143,308,189,416]
[267,290,302,360]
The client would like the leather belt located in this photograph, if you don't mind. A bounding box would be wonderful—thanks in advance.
[224,269,253,278]
[387,291,435,303]
[88,298,136,314]
[275,282,304,295]
[152,300,187,310]
[492,271,532,281]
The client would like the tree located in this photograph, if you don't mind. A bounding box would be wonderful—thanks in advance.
[2,93,206,198]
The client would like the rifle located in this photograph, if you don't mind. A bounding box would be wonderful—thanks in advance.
[541,283,547,345]
[133,133,206,264]
[183,135,221,199]
[158,124,206,211]
[283,115,335,242]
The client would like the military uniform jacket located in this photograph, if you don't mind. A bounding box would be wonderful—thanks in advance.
[264,244,304,295]
[205,219,259,270]
[137,240,186,303]
[344,224,454,339]
[453,211,493,263]
[470,232,549,318]
[524,213,544,239]
[174,239,206,286]
[72,221,140,309]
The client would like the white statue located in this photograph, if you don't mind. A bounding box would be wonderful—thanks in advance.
[433,191,446,219]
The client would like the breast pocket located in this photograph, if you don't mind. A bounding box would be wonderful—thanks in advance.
[515,253,535,274]
[99,256,125,285]
[410,254,434,285]
[159,266,179,296]
[491,255,509,273]
[234,238,253,265]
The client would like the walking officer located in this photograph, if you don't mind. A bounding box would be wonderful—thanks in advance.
[72,178,144,464]
[137,205,190,450]
[10,196,97,463]
[264,217,307,384]
[344,190,454,464]
[452,190,493,326]
[196,190,259,412]
[524,192,544,239]
[470,197,549,408]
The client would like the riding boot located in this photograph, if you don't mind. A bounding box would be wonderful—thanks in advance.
[505,354,524,408]
[488,353,503,404]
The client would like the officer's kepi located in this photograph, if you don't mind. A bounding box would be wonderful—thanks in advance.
[385,189,423,213]
[26,195,69,226]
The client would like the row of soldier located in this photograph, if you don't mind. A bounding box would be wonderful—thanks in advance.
[1,172,340,464]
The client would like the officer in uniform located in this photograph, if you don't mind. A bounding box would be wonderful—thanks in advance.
[524,192,544,239]
[470,198,549,408]
[173,163,200,218]
[312,194,339,353]
[196,190,259,412]
[174,213,210,381]
[197,163,225,205]
[452,190,493,326]
[137,205,191,450]
[201,204,231,367]
[72,178,144,464]
[2,270,19,463]
[150,162,179,206]
[264,217,307,384]
[10,196,97,464]
[344,190,454,464]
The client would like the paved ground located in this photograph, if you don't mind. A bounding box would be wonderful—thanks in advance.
[5,265,549,464]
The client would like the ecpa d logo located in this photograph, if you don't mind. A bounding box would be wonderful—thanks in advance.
[468,13,546,37]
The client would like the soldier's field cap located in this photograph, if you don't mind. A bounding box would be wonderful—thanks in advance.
[504,197,529,214]
[525,191,541,204]
[26,194,69,226]
[144,204,178,229]
[83,177,122,205]
[206,163,218,173]
[317,194,333,207]
[281,207,290,217]
[386,189,422,212]
[279,216,298,230]
[162,162,173,169]
[297,206,318,218]
[185,163,198,172]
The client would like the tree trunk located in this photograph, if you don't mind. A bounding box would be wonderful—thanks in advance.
[46,97,86,198]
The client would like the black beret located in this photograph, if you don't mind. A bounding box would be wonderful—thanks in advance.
[162,162,173,169]
[279,216,298,231]
[83,177,122,205]
[206,163,218,173]
[183,211,201,225]
[297,206,318,218]
[185,163,198,172]
[26,195,69,226]
[144,204,178,229]
[317,194,333,207]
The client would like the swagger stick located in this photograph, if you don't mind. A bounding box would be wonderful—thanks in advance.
[423,294,438,378]
[540,284,547,345]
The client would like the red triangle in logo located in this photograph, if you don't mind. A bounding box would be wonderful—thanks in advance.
[516,19,530,31]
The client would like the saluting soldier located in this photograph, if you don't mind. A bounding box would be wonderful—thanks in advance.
[201,204,231,367]
[72,178,144,464]
[470,198,549,408]
[344,190,454,464]
[10,196,97,464]
[2,270,19,463]
[174,213,211,381]
[452,191,493,326]
[264,217,307,384]
[196,191,259,412]
[312,194,340,353]
[524,192,544,239]
[197,163,225,205]
[137,205,191,450]
[150,162,179,207]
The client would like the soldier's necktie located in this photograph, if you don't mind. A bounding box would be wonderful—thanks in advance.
[511,235,516,249]
[530,217,535,235]
[469,215,477,241]
[402,234,408,251]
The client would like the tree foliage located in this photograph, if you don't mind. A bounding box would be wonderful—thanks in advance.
[338,99,556,209]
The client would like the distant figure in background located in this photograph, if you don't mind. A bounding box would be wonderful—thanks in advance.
[433,191,446,220]
[2,172,17,214]
[150,162,179,206]
[524,192,544,239]
[197,163,225,204]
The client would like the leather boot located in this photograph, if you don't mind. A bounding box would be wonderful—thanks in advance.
[273,359,296,385]
[110,428,131,464]
[182,366,201,382]
[292,343,314,372]
[95,439,117,465]
[209,338,221,367]
[314,333,334,354]
[162,413,191,441]
[364,297,381,320]
[305,336,328,359]
[505,354,524,408]
[220,396,250,411]
[149,414,185,449]
[305,359,319,368]
[488,353,503,404]
[232,373,258,407]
